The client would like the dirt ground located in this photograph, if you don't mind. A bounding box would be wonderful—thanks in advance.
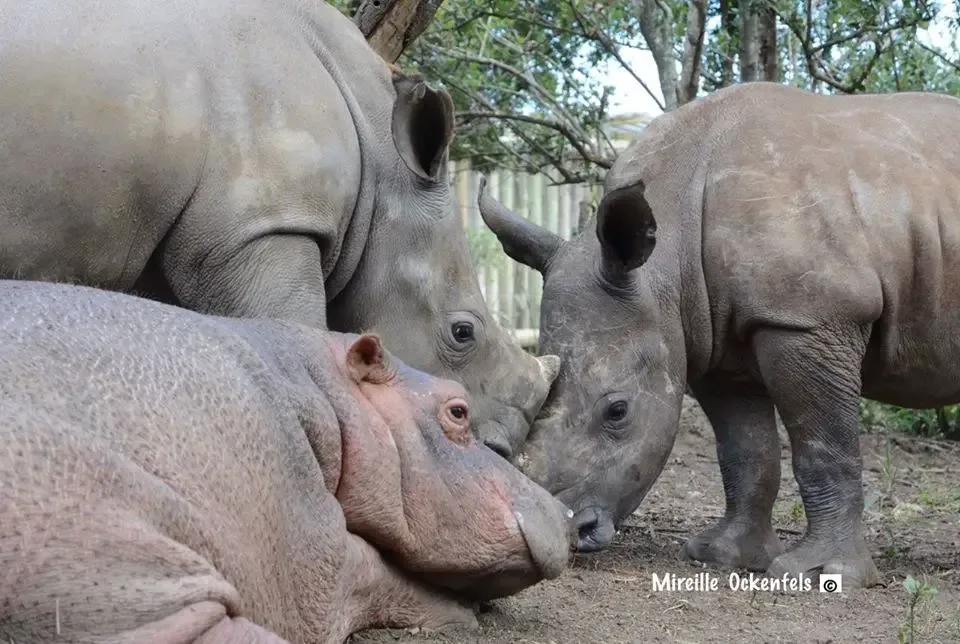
[353,397,960,644]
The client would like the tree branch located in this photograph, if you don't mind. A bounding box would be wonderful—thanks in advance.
[431,45,593,143]
[563,0,666,111]
[352,0,444,63]
[456,111,615,170]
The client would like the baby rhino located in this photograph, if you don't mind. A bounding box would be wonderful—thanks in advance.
[0,281,572,643]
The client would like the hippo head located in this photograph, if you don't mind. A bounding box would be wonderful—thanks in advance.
[478,176,686,553]
[332,333,573,600]
[327,70,559,460]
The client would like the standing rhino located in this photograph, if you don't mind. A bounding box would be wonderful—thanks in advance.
[478,82,960,589]
[0,0,558,451]
[0,280,572,643]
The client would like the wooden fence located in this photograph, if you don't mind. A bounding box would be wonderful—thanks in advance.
[449,160,602,346]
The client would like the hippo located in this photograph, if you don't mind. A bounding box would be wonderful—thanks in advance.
[477,82,960,589]
[0,280,572,643]
[0,0,559,452]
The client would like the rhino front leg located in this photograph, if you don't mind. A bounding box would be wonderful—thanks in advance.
[163,233,329,328]
[752,324,879,589]
[684,377,783,570]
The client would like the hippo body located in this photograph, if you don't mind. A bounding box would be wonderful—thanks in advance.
[0,0,559,449]
[0,280,570,643]
[480,82,960,588]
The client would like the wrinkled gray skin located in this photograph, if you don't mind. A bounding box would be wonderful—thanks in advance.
[0,0,559,452]
[0,280,572,644]
[480,82,960,589]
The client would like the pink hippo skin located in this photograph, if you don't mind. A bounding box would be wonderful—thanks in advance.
[0,280,573,643]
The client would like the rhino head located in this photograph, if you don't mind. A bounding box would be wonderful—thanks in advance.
[328,71,560,459]
[478,175,687,552]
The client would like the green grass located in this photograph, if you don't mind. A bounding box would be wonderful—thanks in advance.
[860,400,960,440]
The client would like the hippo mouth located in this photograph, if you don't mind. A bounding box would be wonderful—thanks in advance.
[427,495,573,601]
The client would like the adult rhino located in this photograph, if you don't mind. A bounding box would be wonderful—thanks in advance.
[0,0,558,450]
[0,280,572,643]
[478,82,960,589]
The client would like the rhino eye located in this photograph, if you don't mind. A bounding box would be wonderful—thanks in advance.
[449,405,468,420]
[606,400,629,423]
[451,321,474,344]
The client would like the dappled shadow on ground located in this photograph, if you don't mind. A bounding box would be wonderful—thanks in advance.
[353,397,960,644]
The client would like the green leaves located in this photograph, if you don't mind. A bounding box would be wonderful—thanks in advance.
[336,0,958,184]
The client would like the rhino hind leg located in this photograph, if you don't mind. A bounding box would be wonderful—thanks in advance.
[751,324,879,589]
[683,378,784,571]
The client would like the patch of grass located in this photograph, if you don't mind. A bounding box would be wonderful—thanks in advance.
[860,399,960,440]
[916,485,960,513]
[789,499,804,521]
[883,524,912,563]
[898,575,939,643]
[880,430,900,508]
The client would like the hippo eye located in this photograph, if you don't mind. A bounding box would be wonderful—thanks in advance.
[451,321,474,344]
[440,399,472,444]
[606,400,629,423]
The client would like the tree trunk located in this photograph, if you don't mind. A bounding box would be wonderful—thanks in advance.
[677,0,707,105]
[758,3,778,81]
[351,0,444,63]
[633,0,679,111]
[719,0,736,87]
[738,0,759,82]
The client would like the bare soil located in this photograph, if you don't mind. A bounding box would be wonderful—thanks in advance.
[353,397,960,644]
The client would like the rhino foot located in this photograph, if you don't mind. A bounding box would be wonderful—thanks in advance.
[766,533,879,589]
[682,518,783,571]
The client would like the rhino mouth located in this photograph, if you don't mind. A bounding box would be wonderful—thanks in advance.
[570,506,617,553]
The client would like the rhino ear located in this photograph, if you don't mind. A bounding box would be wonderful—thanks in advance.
[478,175,563,275]
[596,180,657,279]
[346,334,394,385]
[391,73,455,182]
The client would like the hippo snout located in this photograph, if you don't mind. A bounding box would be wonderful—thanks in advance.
[511,491,575,580]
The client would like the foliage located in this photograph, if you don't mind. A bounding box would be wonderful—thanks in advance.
[899,575,939,644]
[465,227,506,271]
[860,400,960,440]
[336,0,958,183]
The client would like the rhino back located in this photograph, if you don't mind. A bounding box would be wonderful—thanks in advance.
[0,0,376,293]
[0,281,344,637]
[621,83,960,404]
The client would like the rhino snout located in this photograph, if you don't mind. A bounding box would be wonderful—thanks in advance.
[571,506,617,553]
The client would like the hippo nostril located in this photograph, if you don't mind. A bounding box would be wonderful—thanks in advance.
[572,507,616,553]
[483,436,513,461]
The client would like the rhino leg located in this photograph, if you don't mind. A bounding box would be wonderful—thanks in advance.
[162,230,329,328]
[683,378,783,570]
[752,325,879,589]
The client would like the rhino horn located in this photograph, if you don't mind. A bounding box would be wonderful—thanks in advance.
[536,354,561,385]
[478,175,563,275]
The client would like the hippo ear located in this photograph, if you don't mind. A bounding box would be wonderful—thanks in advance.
[596,180,657,279]
[478,175,563,275]
[346,334,394,385]
[392,73,455,182]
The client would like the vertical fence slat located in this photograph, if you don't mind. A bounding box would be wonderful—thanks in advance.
[456,163,597,343]
[514,173,531,330]
[501,173,516,329]
[529,172,545,328]
[489,171,503,319]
